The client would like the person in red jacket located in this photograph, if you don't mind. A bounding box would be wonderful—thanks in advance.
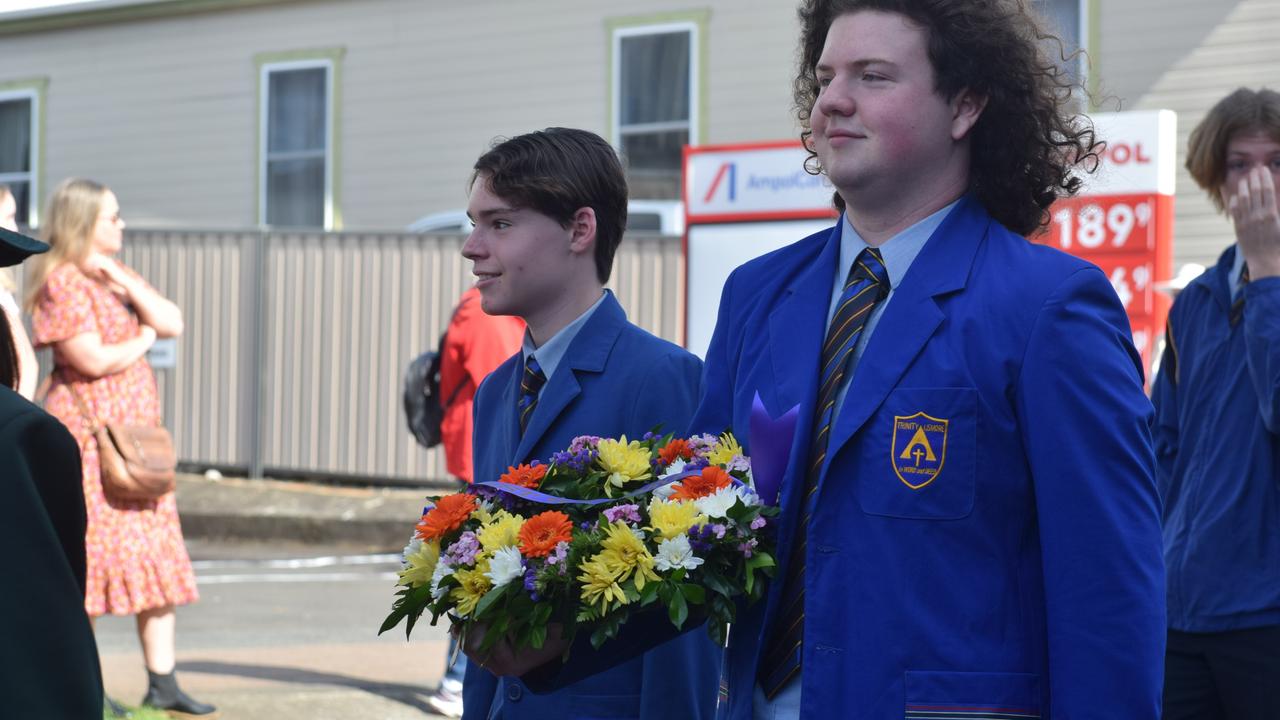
[428,284,524,717]
[438,285,525,484]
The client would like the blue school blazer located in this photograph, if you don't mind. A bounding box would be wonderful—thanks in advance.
[689,196,1165,719]
[462,291,720,720]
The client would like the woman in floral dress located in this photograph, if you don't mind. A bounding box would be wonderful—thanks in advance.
[27,178,216,718]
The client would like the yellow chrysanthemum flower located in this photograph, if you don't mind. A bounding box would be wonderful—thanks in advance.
[647,498,707,541]
[596,436,653,495]
[598,521,659,590]
[450,560,493,617]
[477,511,525,554]
[578,554,629,613]
[398,540,440,588]
[707,432,743,466]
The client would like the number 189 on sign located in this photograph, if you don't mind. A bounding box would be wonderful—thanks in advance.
[1049,196,1155,253]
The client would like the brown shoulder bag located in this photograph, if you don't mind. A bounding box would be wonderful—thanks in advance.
[67,384,176,500]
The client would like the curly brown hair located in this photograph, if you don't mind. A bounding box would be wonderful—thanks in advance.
[794,0,1102,236]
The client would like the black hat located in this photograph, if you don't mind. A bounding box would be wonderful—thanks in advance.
[0,226,49,267]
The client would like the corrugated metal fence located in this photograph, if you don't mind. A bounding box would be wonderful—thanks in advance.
[28,229,684,485]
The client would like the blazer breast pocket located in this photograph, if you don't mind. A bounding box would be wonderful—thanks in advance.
[857,387,976,520]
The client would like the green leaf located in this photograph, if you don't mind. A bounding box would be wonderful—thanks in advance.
[680,583,706,605]
[475,583,510,618]
[702,572,736,597]
[529,623,548,650]
[668,589,689,629]
[744,553,775,594]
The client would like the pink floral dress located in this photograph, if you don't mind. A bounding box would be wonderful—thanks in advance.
[32,263,198,617]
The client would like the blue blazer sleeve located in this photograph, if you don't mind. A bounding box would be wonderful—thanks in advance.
[1150,303,1181,489]
[688,267,741,437]
[1014,267,1165,718]
[1243,277,1280,435]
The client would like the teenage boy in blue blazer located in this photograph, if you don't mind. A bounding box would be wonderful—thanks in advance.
[471,2,1166,719]
[456,128,718,720]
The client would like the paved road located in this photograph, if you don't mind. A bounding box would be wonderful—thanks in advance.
[96,540,455,719]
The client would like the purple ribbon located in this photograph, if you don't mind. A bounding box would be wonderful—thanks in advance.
[749,392,799,506]
[474,468,704,506]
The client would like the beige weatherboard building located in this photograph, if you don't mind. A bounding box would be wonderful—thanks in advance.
[1,0,1274,481]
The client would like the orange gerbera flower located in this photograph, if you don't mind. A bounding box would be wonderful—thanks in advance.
[658,438,694,465]
[500,463,548,489]
[670,466,733,501]
[415,493,477,540]
[518,510,574,558]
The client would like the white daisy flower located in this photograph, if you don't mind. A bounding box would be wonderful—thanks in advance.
[485,546,524,588]
[654,534,705,572]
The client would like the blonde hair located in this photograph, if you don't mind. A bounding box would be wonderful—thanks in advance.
[0,184,13,293]
[25,178,109,311]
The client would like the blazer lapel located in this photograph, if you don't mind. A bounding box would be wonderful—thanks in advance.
[823,197,990,472]
[512,293,624,463]
[762,225,841,563]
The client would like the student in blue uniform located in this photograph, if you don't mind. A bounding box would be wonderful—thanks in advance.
[470,3,1165,718]
[683,2,1165,716]
[1153,87,1280,719]
[456,127,719,720]
[680,2,1172,712]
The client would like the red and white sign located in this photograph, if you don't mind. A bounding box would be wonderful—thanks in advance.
[1040,110,1177,374]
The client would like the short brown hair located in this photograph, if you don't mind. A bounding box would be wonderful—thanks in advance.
[471,128,628,284]
[794,0,1102,236]
[1186,88,1280,212]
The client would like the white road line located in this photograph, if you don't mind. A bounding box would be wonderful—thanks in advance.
[191,553,401,570]
[197,571,400,585]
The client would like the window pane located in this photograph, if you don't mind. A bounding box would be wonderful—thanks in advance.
[621,129,687,199]
[619,31,690,126]
[1034,0,1082,79]
[266,157,324,227]
[6,180,30,227]
[268,68,327,153]
[0,98,32,174]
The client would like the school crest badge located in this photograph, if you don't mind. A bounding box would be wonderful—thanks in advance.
[891,412,948,489]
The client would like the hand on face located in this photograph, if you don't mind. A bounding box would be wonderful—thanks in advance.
[1229,165,1280,279]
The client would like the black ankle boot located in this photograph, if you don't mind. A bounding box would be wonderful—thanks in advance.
[141,670,219,718]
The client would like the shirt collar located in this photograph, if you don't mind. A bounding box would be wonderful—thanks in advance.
[521,291,608,382]
[1230,244,1247,299]
[837,200,959,292]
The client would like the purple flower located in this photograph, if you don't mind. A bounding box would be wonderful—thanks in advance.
[687,525,715,553]
[738,538,759,558]
[523,566,540,600]
[642,431,658,441]
[444,531,481,567]
[603,503,642,525]
[545,541,570,575]
[710,523,727,539]
[750,516,767,531]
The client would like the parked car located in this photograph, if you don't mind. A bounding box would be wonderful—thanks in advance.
[407,200,684,236]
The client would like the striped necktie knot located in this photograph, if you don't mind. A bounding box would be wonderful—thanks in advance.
[518,355,546,434]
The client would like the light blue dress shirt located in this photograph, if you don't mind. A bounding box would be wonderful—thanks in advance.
[520,290,609,398]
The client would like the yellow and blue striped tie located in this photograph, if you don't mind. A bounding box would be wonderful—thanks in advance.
[758,246,889,698]
[518,355,546,435]
[1230,263,1250,326]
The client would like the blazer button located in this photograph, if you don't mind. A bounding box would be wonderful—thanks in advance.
[506,682,524,702]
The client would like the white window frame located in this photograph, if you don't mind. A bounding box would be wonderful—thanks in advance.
[0,88,39,227]
[610,21,700,175]
[258,59,334,230]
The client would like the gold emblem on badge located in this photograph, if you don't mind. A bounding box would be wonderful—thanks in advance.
[891,412,948,489]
